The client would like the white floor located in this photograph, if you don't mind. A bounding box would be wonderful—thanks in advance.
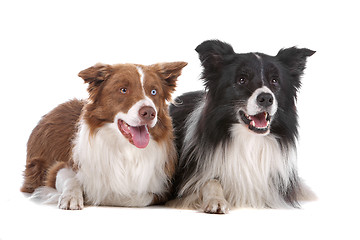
[1,177,358,240]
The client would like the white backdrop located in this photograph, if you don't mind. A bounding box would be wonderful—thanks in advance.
[1,0,359,239]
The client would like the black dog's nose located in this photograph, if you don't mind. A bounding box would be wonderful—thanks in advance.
[257,93,274,108]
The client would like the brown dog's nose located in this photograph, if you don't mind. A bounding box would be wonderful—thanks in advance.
[139,106,156,122]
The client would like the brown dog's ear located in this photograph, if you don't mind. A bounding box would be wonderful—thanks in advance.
[78,63,112,84]
[78,63,112,98]
[153,62,187,101]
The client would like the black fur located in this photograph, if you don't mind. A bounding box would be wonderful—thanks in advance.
[170,40,315,207]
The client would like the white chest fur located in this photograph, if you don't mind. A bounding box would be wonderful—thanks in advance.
[72,120,169,206]
[183,122,297,208]
[218,124,296,208]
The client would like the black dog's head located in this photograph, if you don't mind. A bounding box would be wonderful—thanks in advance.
[196,40,315,141]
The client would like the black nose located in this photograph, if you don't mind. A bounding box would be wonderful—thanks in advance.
[257,93,274,108]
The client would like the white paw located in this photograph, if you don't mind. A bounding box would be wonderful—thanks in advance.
[58,191,84,210]
[202,198,230,214]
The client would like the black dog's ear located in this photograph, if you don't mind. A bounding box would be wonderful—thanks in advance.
[195,40,235,90]
[276,47,315,77]
[195,40,235,70]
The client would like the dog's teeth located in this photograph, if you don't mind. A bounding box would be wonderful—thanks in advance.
[250,121,255,127]
[123,121,130,129]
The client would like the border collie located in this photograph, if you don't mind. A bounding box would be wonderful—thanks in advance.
[168,40,315,213]
[21,61,187,210]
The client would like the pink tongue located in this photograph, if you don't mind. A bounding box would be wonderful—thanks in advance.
[252,113,267,128]
[130,125,150,148]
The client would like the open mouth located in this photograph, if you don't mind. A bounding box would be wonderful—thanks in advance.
[239,110,271,134]
[117,120,150,148]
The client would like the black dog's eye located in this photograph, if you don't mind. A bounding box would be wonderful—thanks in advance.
[237,77,248,85]
[270,79,279,85]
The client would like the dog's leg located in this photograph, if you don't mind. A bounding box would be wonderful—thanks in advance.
[56,168,84,210]
[201,179,230,214]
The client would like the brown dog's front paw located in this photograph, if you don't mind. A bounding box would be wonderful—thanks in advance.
[58,191,84,210]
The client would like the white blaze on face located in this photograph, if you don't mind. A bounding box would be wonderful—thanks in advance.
[137,66,145,91]
[253,53,265,85]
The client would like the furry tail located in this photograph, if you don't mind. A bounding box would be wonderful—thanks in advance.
[298,180,317,202]
[31,186,61,205]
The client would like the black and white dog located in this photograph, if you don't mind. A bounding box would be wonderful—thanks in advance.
[169,40,315,213]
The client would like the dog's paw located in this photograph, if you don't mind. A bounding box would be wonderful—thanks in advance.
[58,191,84,210]
[202,198,230,214]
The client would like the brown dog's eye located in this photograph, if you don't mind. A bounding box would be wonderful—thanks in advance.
[120,88,127,94]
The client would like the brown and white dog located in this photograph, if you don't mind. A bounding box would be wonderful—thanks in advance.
[21,61,187,210]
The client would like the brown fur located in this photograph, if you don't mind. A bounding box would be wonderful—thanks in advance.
[21,100,84,193]
[21,62,187,204]
[45,161,68,188]
[151,193,171,205]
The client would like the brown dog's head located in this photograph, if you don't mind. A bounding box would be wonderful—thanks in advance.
[78,61,187,148]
